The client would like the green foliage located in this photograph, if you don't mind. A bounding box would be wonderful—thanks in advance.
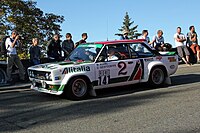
[117,12,141,39]
[0,0,64,59]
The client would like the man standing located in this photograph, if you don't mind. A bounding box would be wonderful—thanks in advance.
[6,30,25,83]
[174,27,191,66]
[187,26,200,63]
[62,33,74,58]
[47,34,62,62]
[75,33,88,48]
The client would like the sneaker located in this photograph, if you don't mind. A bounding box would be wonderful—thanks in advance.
[186,62,192,66]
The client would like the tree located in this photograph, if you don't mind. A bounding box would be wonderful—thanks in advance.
[0,0,64,59]
[116,12,141,39]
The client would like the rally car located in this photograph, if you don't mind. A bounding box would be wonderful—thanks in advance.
[28,39,178,100]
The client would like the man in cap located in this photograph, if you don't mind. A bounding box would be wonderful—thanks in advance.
[120,29,129,40]
[5,30,25,84]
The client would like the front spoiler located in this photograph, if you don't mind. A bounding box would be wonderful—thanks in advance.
[31,85,63,95]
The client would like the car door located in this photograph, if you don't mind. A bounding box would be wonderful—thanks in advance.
[94,44,142,89]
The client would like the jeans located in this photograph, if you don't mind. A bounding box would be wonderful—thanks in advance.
[7,55,25,81]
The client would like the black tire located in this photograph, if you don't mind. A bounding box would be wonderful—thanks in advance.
[148,67,165,87]
[0,68,7,84]
[65,77,88,100]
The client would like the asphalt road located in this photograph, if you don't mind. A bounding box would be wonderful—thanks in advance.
[0,64,200,133]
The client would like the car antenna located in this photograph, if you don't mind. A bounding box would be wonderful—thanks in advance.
[106,17,109,41]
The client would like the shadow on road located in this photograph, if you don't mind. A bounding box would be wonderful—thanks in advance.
[171,74,200,86]
[95,74,200,99]
[0,74,200,132]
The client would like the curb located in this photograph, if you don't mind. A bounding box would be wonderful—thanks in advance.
[178,63,200,68]
[0,83,31,91]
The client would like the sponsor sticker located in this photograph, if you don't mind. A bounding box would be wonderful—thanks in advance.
[144,58,154,62]
[62,66,90,74]
[97,63,116,69]
[156,56,162,61]
[170,65,175,69]
[168,57,177,62]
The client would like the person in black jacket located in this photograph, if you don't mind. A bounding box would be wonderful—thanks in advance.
[75,33,88,48]
[62,33,74,58]
[47,34,62,62]
[29,38,41,65]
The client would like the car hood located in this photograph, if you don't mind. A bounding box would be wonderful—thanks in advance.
[28,61,92,71]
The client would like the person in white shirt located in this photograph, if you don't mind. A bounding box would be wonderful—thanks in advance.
[106,48,118,61]
[139,30,150,43]
[174,27,191,65]
[6,30,25,83]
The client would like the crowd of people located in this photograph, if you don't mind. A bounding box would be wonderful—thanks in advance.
[121,26,200,65]
[3,25,200,84]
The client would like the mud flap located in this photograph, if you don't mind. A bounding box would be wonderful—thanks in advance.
[89,88,97,97]
[164,76,171,85]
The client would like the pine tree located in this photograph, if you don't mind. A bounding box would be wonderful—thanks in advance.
[116,12,141,39]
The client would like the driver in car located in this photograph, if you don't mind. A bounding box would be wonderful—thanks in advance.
[106,48,118,61]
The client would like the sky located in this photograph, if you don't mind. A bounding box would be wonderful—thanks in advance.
[35,0,200,47]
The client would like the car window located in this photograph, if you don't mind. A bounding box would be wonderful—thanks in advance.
[97,44,130,62]
[68,43,103,62]
[129,43,154,58]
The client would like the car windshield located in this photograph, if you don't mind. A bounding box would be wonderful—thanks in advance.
[68,43,103,62]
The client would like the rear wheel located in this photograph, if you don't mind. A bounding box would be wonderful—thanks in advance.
[148,67,165,87]
[65,77,88,100]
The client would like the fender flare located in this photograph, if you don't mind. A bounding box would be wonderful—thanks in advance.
[147,61,170,84]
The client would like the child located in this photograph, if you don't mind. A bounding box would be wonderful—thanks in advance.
[29,38,41,65]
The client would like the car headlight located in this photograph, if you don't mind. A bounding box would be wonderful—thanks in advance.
[29,71,35,78]
[45,73,52,80]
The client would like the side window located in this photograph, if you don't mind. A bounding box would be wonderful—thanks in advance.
[97,44,131,62]
[129,43,154,58]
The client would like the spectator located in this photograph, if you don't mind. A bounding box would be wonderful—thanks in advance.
[75,33,88,48]
[47,34,62,62]
[6,30,25,84]
[29,38,41,66]
[187,26,200,63]
[62,33,74,58]
[139,30,150,43]
[174,27,191,66]
[150,30,165,51]
[120,29,129,40]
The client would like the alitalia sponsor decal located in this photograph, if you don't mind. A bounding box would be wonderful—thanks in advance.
[62,66,90,74]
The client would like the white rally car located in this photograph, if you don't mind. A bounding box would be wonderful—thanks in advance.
[28,39,178,100]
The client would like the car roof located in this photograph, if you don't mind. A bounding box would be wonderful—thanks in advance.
[94,39,146,45]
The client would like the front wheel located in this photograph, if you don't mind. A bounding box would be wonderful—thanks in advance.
[148,67,165,87]
[65,78,88,100]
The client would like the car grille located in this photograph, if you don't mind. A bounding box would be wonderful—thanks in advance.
[28,70,52,81]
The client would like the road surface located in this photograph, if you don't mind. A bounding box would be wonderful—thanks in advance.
[0,64,200,133]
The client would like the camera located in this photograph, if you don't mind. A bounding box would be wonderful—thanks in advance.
[18,35,24,40]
